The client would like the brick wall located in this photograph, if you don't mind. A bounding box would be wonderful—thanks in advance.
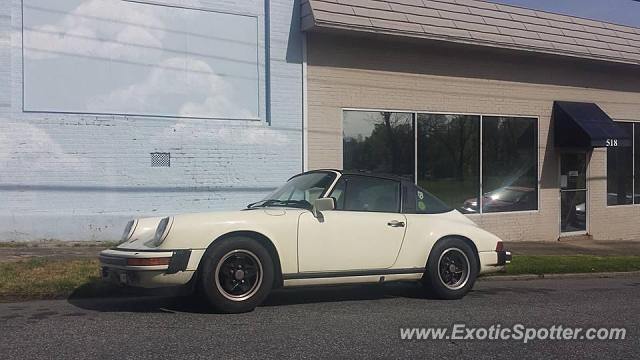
[306,32,640,242]
[0,0,303,241]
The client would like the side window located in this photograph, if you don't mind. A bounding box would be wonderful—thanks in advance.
[331,176,400,212]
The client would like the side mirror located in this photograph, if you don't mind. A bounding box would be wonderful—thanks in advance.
[312,197,335,218]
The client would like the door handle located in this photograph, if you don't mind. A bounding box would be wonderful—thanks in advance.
[387,220,405,227]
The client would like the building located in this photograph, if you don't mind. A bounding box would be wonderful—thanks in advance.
[0,0,304,241]
[301,0,640,242]
[1,0,639,242]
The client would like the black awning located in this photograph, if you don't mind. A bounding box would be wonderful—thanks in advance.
[553,101,632,148]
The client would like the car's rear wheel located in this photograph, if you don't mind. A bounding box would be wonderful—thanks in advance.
[422,237,478,300]
[200,237,274,313]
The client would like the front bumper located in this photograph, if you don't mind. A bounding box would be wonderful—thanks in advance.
[99,248,203,288]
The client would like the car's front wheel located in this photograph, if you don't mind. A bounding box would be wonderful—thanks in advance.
[200,237,274,313]
[422,237,478,300]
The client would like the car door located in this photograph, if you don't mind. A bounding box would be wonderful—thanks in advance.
[297,175,407,272]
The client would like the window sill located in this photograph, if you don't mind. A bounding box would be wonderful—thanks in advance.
[464,210,540,216]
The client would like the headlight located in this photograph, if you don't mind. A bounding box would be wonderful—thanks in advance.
[119,219,137,244]
[147,217,172,247]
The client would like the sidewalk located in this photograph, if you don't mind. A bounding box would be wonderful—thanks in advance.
[1,239,639,263]
[0,241,109,263]
[505,239,640,256]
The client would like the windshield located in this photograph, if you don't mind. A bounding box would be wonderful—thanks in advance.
[248,172,337,209]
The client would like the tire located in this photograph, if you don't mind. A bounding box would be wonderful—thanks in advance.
[422,237,478,300]
[200,236,274,313]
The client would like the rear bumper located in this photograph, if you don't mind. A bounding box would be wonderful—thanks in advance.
[478,250,512,274]
[497,251,512,266]
[99,248,204,288]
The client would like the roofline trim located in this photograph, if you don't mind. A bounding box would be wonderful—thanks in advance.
[305,20,640,67]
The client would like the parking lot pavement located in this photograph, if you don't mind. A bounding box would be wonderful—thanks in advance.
[1,275,638,359]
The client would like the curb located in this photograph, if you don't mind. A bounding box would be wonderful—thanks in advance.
[479,270,640,281]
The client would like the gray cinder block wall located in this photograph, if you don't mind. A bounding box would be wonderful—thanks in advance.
[0,0,303,241]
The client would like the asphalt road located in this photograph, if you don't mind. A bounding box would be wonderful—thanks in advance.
[1,276,638,359]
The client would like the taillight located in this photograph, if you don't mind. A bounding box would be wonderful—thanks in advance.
[495,241,504,252]
[127,257,171,266]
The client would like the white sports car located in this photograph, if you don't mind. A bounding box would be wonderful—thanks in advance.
[100,170,511,313]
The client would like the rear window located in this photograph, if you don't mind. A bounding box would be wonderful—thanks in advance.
[404,184,452,214]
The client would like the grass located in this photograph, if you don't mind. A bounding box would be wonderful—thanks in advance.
[1,256,640,302]
[0,242,37,248]
[496,255,640,276]
[0,258,116,302]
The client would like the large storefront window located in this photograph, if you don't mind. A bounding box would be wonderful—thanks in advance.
[342,111,415,180]
[482,117,538,213]
[343,110,539,214]
[417,114,480,213]
[607,123,634,206]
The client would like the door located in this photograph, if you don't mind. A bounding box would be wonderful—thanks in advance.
[297,175,407,272]
[560,152,588,234]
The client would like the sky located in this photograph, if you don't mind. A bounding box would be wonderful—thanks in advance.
[489,0,640,28]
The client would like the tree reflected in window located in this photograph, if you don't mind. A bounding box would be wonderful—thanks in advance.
[343,111,414,180]
[342,111,539,213]
[417,114,480,213]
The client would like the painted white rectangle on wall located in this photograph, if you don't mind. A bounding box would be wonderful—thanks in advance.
[23,0,259,119]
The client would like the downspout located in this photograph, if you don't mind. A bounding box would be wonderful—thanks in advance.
[264,0,272,125]
[302,32,308,172]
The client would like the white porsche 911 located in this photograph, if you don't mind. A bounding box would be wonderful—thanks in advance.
[100,170,511,313]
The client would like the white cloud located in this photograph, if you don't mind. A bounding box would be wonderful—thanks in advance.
[158,120,289,148]
[86,57,253,119]
[0,123,91,183]
[23,0,166,60]
[179,59,255,119]
[22,0,259,119]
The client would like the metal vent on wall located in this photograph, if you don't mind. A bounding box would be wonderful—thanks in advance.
[151,152,171,167]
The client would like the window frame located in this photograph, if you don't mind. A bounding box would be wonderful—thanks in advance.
[606,121,639,207]
[341,108,541,215]
[327,174,403,214]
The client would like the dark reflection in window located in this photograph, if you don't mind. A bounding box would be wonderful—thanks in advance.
[560,153,587,191]
[482,117,538,213]
[417,114,480,213]
[607,123,634,206]
[635,124,639,205]
[561,190,586,233]
[560,153,587,233]
[343,111,415,180]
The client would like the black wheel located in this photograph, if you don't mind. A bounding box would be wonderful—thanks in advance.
[200,237,274,313]
[422,237,478,300]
